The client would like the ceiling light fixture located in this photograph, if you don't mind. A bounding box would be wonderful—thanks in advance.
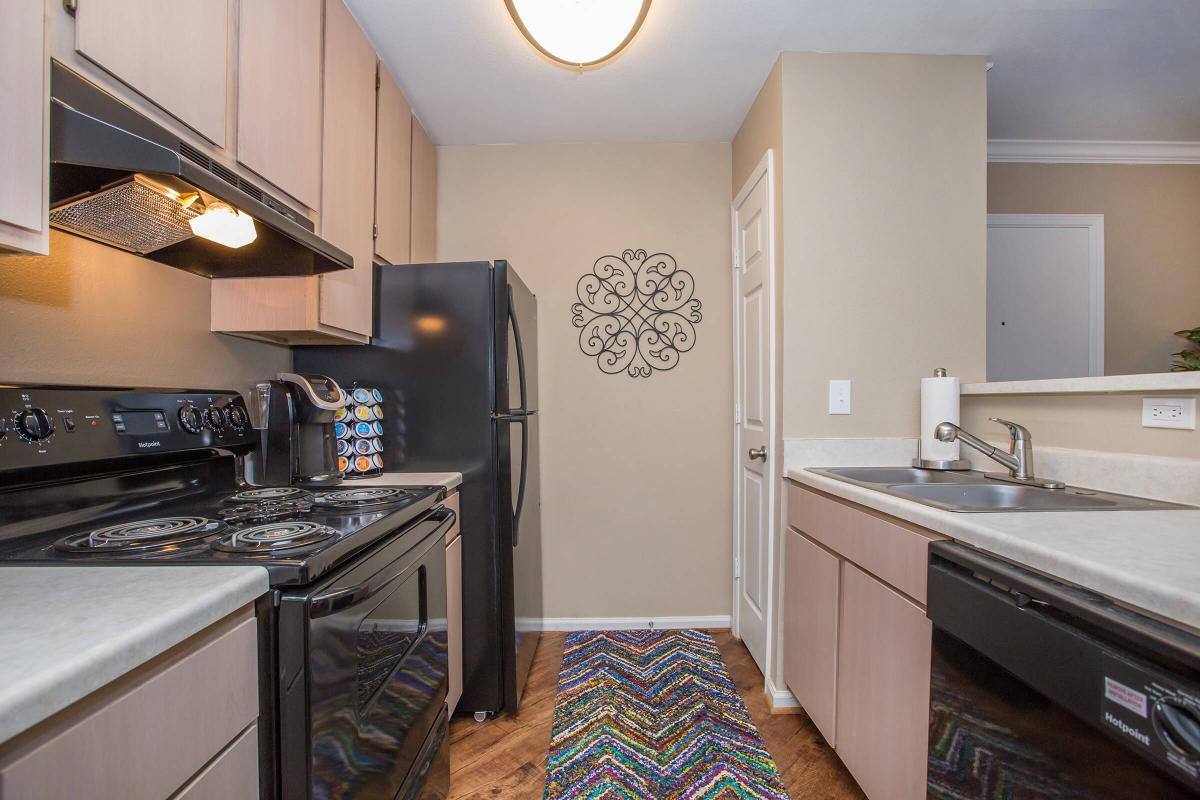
[505,0,652,70]
[188,200,258,249]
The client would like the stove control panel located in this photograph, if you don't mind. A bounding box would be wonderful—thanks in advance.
[0,386,254,476]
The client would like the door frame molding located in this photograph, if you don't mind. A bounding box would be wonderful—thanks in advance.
[987,213,1105,377]
[730,149,778,680]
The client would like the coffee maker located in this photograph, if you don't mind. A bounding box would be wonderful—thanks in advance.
[246,372,346,487]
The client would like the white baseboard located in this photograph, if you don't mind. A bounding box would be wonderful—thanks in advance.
[534,615,732,632]
[765,676,800,709]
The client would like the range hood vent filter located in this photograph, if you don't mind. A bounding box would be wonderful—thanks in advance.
[49,175,201,254]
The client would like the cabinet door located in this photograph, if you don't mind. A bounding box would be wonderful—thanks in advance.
[318,0,377,336]
[446,533,463,717]
[410,116,437,263]
[237,0,322,208]
[782,529,840,745]
[75,0,229,146]
[836,564,931,800]
[374,63,413,265]
[0,0,48,254]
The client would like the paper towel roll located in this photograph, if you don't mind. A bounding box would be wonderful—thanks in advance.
[920,374,961,462]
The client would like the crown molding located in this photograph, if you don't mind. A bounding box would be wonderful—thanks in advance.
[987,139,1200,165]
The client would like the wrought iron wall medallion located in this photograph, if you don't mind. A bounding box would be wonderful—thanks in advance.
[571,249,703,378]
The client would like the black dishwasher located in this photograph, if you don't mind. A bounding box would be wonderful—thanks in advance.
[927,541,1200,799]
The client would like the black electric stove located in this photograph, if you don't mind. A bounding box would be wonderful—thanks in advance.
[0,385,453,800]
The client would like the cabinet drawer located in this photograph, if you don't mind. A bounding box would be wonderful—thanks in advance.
[787,482,939,604]
[782,529,839,745]
[171,724,259,800]
[0,614,258,800]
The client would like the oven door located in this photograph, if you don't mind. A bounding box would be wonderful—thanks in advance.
[280,508,453,800]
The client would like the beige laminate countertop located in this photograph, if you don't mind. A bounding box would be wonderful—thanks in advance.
[340,471,463,490]
[0,566,269,743]
[786,466,1200,631]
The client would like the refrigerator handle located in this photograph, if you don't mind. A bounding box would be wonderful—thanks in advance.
[508,285,529,413]
[513,414,529,548]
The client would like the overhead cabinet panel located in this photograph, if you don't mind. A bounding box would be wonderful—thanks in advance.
[237,0,323,209]
[318,0,379,335]
[0,0,48,254]
[411,116,437,264]
[74,0,230,147]
[374,63,413,265]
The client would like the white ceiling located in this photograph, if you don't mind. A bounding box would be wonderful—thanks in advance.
[346,0,1200,146]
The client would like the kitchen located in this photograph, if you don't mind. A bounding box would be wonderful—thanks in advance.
[1,1,1198,799]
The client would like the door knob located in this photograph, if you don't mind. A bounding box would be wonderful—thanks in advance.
[748,446,767,461]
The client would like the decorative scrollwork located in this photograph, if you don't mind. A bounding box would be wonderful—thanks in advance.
[571,249,703,378]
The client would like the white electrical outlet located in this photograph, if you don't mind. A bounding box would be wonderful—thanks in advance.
[829,380,852,415]
[1142,398,1196,430]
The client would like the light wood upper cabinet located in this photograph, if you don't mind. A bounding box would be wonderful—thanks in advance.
[411,116,437,263]
[0,0,49,255]
[782,528,840,746]
[835,563,932,800]
[374,63,413,265]
[74,0,230,147]
[318,0,378,336]
[237,0,323,209]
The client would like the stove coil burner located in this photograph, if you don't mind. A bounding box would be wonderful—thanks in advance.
[56,516,227,553]
[227,487,315,504]
[220,499,313,524]
[312,487,413,510]
[212,521,338,553]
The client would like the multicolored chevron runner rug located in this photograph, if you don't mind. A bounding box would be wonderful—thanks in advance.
[543,629,792,800]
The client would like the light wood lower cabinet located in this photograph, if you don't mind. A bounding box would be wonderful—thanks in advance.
[835,564,932,800]
[782,528,839,745]
[0,609,259,800]
[782,481,940,800]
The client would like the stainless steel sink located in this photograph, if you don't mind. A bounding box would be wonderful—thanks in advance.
[810,467,1188,512]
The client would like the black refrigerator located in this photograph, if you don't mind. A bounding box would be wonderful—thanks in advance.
[295,260,542,718]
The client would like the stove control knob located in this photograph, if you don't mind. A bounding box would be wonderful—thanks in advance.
[15,408,54,442]
[226,404,249,431]
[178,405,205,434]
[206,406,227,433]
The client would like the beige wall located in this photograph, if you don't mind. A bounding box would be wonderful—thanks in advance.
[988,163,1200,376]
[437,142,734,620]
[962,391,1200,459]
[780,53,989,438]
[0,232,290,392]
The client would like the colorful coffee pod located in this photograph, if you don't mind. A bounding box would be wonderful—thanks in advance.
[334,406,348,422]
[338,455,349,473]
[354,421,374,438]
[354,456,372,472]
[354,438,373,455]
[352,387,373,405]
[372,421,384,436]
[371,404,384,420]
[336,440,350,457]
[371,388,383,403]
[372,454,384,469]
[334,421,350,439]
[371,438,384,453]
[353,405,374,421]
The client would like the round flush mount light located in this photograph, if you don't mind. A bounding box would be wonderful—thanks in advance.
[505,0,652,70]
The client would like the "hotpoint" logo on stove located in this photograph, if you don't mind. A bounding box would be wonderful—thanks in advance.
[136,441,162,449]
[1104,711,1150,747]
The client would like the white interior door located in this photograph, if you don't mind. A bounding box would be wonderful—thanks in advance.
[987,214,1104,381]
[732,152,776,674]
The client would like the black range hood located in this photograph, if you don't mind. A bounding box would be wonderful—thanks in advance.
[49,62,351,279]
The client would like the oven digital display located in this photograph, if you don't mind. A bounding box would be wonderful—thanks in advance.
[111,410,169,435]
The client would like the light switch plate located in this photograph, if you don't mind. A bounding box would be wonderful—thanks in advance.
[1142,397,1196,430]
[828,380,852,415]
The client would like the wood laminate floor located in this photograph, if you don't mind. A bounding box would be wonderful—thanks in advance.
[448,630,865,799]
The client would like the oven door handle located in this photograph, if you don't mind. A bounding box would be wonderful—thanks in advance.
[309,509,455,618]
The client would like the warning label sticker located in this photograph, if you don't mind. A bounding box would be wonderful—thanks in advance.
[1105,676,1148,718]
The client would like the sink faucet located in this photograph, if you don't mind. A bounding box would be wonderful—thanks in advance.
[935,418,1065,489]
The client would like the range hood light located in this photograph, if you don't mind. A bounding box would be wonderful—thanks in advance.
[188,201,258,249]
